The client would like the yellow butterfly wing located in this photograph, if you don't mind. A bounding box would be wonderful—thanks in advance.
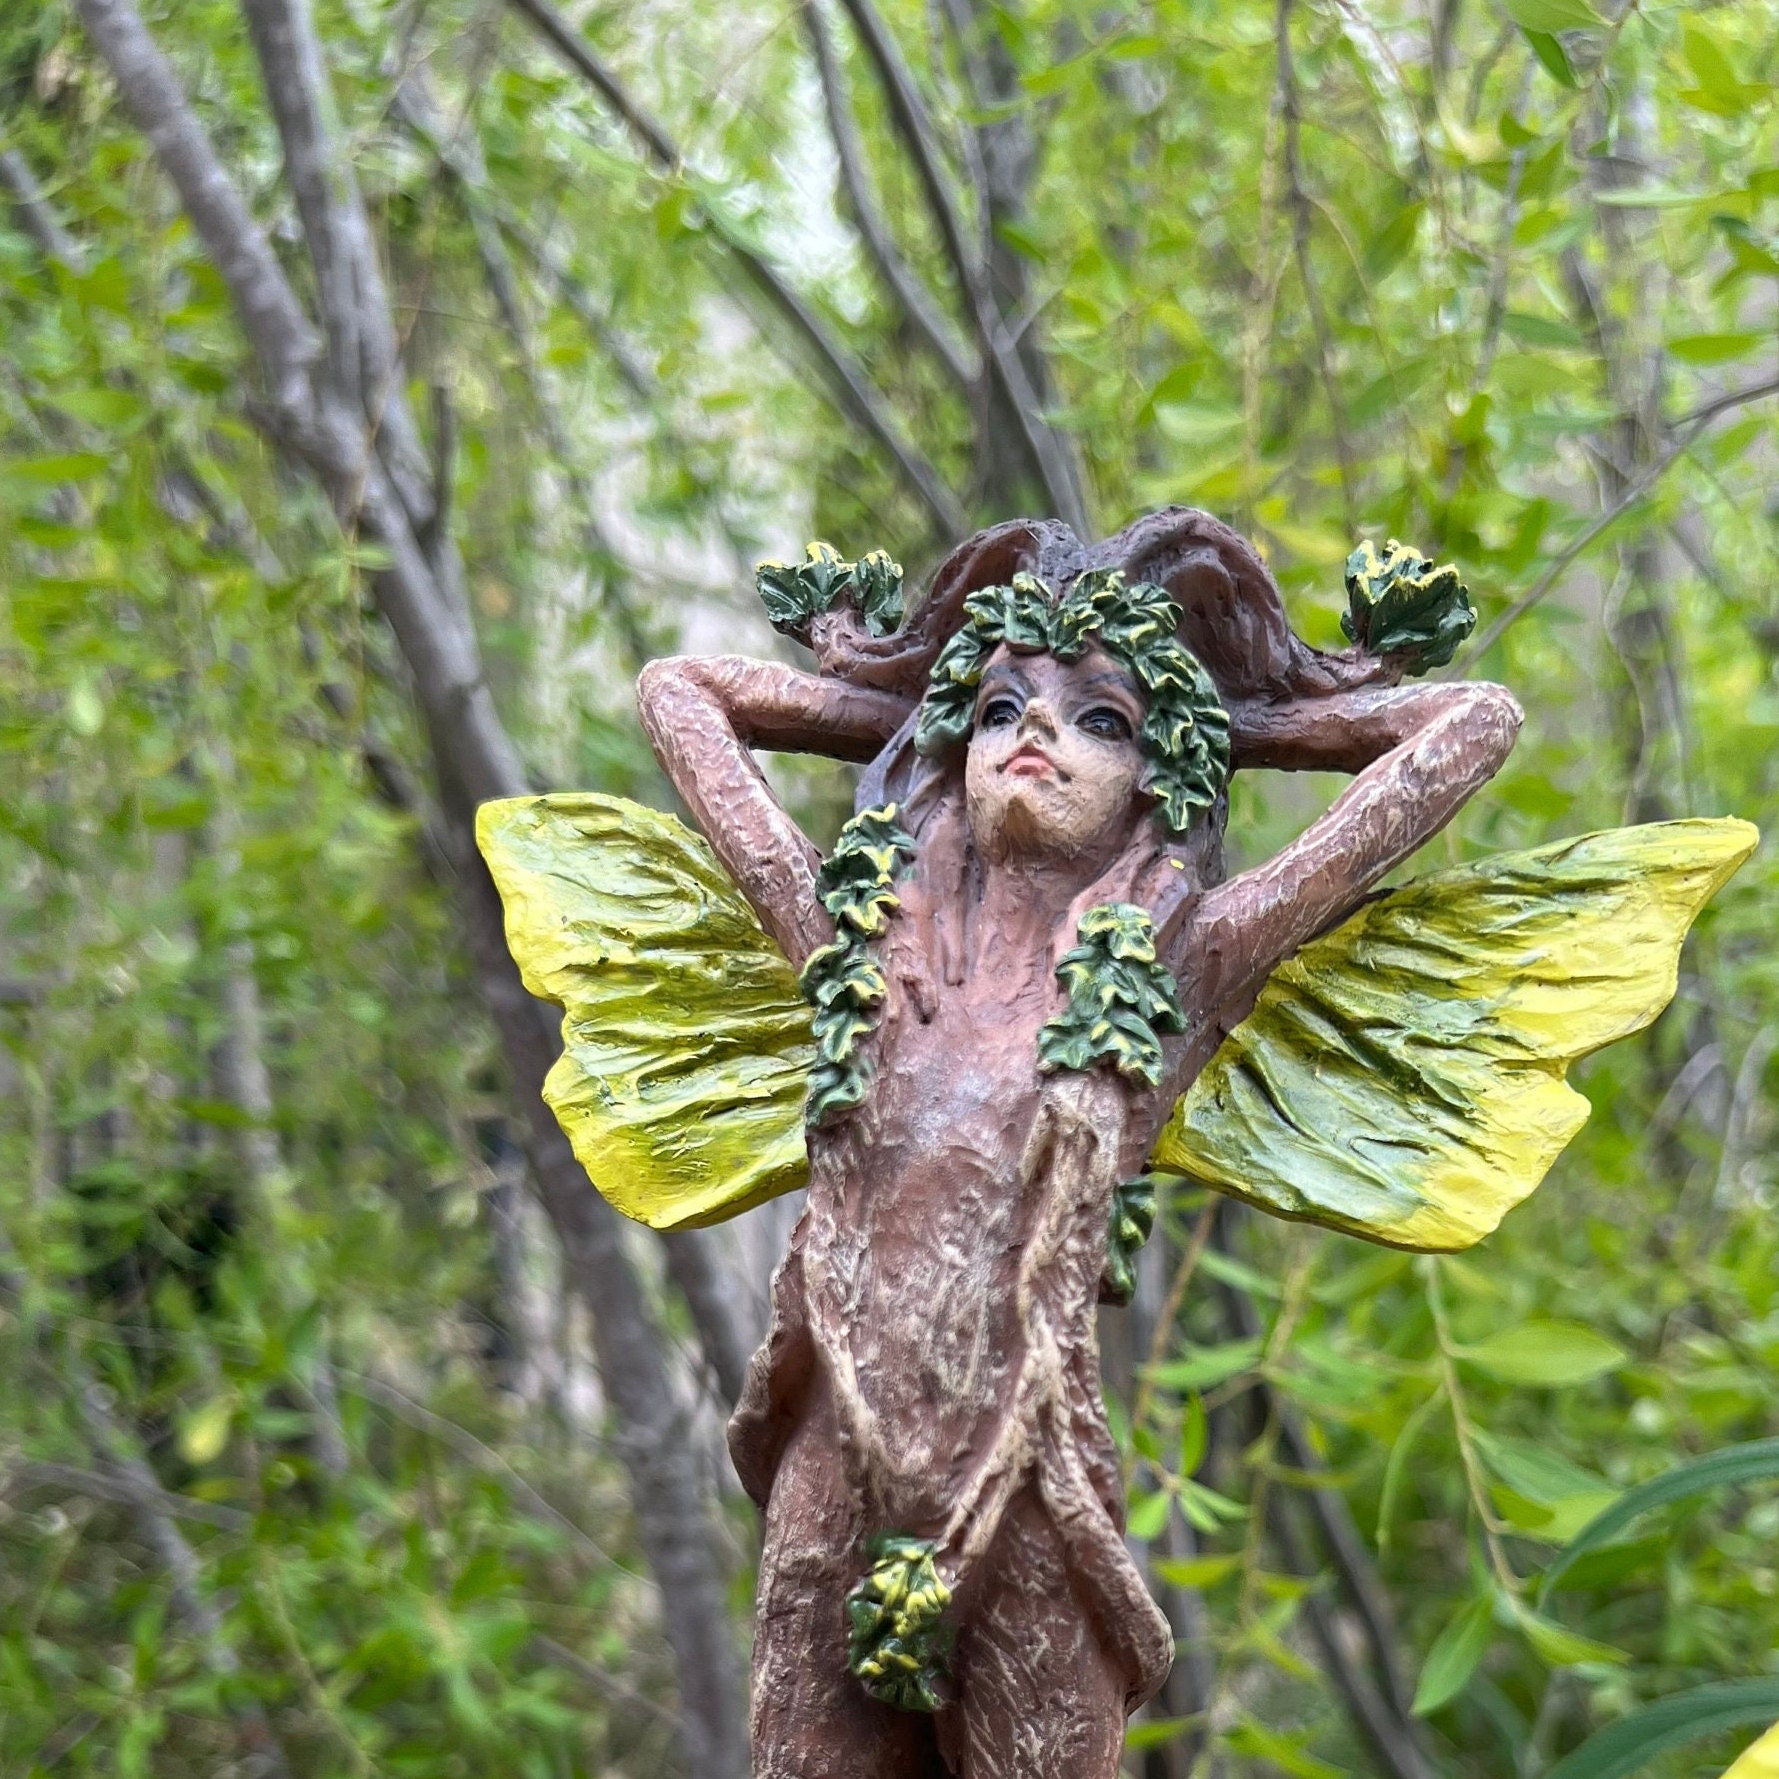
[1725,1722,1779,1779]
[1151,818,1758,1252]
[476,793,813,1230]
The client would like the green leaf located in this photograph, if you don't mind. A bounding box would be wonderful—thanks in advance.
[1540,1437,1779,1604]
[1126,1490,1171,1540]
[1457,1321,1625,1386]
[1682,26,1740,93]
[1542,1680,1779,1779]
[1522,29,1577,86]
[6,451,110,485]
[1516,1606,1629,1668]
[1124,1716,1198,1750]
[178,1395,236,1466]
[1502,0,1600,30]
[1378,1387,1444,1550]
[1413,1596,1495,1715]
[1154,1553,1240,1589]
[1502,310,1585,349]
[1179,1392,1207,1475]
[1365,202,1424,277]
[66,678,105,737]
[1474,1430,1614,1508]
[1196,1247,1280,1300]
[54,387,146,428]
[1176,1477,1248,1531]
[1667,331,1764,365]
[1148,1338,1264,1392]
[1225,1720,1343,1778]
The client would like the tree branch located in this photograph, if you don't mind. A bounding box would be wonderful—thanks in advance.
[1270,1493,1432,1779]
[803,0,977,390]
[660,1230,752,1409]
[1460,374,1779,664]
[391,76,653,663]
[237,0,445,562]
[6,1457,253,1531]
[504,0,965,537]
[1276,0,1357,524]
[0,146,84,267]
[73,7,751,1768]
[72,0,320,414]
[834,0,1089,531]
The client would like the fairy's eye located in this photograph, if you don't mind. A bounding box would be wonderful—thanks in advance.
[979,696,1021,730]
[1078,706,1133,742]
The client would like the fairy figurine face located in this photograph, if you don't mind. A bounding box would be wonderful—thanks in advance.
[964,643,1150,865]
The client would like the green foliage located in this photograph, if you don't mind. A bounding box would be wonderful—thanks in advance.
[755,540,905,640]
[1341,538,1477,672]
[1542,1680,1779,1779]
[1102,1173,1160,1306]
[1541,1438,1779,1604]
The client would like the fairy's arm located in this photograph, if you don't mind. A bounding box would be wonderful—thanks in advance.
[635,655,913,967]
[1167,680,1522,1009]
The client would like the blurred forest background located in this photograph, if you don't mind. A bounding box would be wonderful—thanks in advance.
[2,0,1777,1774]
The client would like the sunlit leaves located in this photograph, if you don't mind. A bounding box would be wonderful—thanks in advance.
[1456,1322,1627,1388]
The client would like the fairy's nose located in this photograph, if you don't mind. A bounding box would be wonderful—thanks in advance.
[1017,697,1059,739]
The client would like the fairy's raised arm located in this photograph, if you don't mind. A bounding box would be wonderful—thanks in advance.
[1181,677,1523,1016]
[636,654,912,968]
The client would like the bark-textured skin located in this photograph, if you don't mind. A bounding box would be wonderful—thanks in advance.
[638,508,1520,1777]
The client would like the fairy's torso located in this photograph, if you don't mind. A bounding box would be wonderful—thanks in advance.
[793,869,1186,1523]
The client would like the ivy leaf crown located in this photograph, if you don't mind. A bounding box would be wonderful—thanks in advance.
[913,568,1232,834]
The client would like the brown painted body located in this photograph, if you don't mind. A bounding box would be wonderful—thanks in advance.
[637,510,1520,1777]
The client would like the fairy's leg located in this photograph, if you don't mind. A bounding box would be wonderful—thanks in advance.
[752,1389,946,1779]
[936,1489,1127,1779]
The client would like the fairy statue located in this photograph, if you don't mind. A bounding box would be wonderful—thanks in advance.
[478,508,1754,1778]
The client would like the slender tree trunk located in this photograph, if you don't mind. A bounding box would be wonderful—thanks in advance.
[71,3,750,1768]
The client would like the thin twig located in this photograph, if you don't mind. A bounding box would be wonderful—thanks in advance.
[835,0,1088,530]
[1128,1197,1220,1450]
[255,1547,380,1778]
[802,0,977,389]
[1423,1259,1521,1599]
[1276,0,1357,525]
[1458,374,1779,665]
[340,1368,639,1576]
[531,1634,685,1733]
[0,146,85,267]
[503,0,964,536]
[4,1457,253,1531]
